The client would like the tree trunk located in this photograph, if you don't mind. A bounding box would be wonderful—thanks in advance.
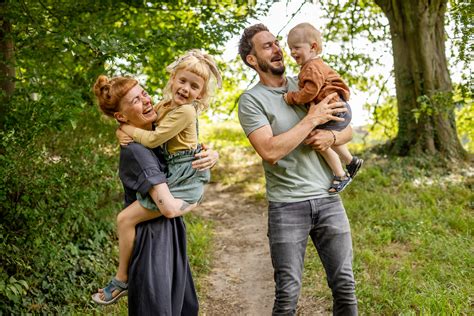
[374,0,466,159]
[0,0,15,127]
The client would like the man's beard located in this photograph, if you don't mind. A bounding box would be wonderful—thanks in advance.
[256,55,285,75]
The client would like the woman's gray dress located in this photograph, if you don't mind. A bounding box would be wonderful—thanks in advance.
[118,143,198,315]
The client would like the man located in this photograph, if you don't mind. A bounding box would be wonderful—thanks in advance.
[237,24,358,315]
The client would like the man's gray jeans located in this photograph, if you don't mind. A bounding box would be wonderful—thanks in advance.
[268,196,358,316]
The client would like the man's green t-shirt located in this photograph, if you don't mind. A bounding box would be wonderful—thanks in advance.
[238,76,332,202]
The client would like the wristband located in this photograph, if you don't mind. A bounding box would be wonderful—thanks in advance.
[329,130,336,146]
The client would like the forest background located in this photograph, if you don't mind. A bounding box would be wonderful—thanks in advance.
[0,0,472,314]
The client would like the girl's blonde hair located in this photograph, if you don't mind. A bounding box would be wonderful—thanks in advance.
[161,49,222,111]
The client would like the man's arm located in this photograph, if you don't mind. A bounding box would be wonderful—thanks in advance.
[304,125,353,151]
[248,93,347,164]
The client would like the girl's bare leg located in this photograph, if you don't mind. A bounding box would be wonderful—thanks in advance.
[97,200,161,300]
[97,183,195,300]
[115,201,162,282]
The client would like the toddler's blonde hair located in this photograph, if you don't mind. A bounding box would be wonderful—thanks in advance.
[288,23,323,55]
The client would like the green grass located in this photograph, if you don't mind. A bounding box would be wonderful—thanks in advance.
[299,157,473,314]
[201,121,267,202]
[203,122,473,314]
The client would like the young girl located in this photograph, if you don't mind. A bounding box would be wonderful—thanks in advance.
[92,50,221,305]
[119,49,222,205]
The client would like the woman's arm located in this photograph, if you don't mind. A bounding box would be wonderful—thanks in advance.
[120,143,196,218]
[148,183,196,218]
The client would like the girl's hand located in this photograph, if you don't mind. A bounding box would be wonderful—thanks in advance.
[192,144,219,171]
[120,124,136,137]
[116,126,133,146]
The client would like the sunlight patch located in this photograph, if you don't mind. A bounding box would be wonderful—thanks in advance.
[412,167,474,187]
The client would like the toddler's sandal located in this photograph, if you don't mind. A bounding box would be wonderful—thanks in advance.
[328,174,352,194]
[346,156,364,179]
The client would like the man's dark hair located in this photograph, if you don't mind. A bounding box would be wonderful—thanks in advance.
[238,23,269,69]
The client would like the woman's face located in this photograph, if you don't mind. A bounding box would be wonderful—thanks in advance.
[116,85,156,129]
[170,69,205,106]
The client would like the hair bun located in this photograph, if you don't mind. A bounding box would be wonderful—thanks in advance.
[93,75,110,98]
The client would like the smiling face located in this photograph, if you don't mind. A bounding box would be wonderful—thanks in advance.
[287,29,318,66]
[115,85,156,130]
[170,69,205,106]
[248,31,285,75]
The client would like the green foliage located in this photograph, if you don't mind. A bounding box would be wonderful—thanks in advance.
[413,91,457,124]
[186,214,214,290]
[200,121,266,201]
[205,57,251,118]
[316,0,389,92]
[449,0,473,65]
[2,0,268,128]
[313,0,470,157]
[366,96,398,143]
[0,108,122,314]
[454,86,474,151]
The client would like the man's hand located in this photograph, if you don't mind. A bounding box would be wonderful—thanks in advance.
[305,93,347,127]
[116,126,133,146]
[305,126,352,151]
[192,144,219,171]
[304,129,334,151]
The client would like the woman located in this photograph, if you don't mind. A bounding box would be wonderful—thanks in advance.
[92,75,218,315]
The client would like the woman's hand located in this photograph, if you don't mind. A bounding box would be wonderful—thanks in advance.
[116,125,134,146]
[192,144,219,171]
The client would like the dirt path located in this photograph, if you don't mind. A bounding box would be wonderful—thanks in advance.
[198,183,329,316]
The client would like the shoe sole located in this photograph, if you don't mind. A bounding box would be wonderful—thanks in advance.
[91,289,128,306]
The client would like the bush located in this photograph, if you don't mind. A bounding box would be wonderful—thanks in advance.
[0,106,122,314]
